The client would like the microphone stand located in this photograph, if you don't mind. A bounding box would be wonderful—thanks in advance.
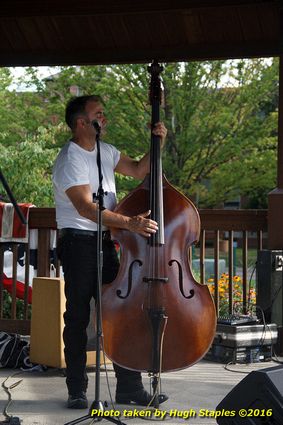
[64,125,126,425]
[0,169,27,225]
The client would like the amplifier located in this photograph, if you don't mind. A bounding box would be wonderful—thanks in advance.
[205,344,273,364]
[214,323,277,348]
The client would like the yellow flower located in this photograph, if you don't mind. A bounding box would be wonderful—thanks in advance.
[233,276,242,282]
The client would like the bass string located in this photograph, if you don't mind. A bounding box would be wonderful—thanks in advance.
[147,243,166,311]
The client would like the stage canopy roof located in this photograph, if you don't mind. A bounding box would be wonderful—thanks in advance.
[0,0,281,67]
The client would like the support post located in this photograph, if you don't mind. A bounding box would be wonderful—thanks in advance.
[268,54,283,249]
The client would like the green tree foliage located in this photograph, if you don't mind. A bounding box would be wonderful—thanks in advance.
[0,124,63,206]
[0,68,50,147]
[0,60,278,207]
[161,60,278,207]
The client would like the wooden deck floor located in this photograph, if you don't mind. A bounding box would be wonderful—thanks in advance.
[0,358,281,424]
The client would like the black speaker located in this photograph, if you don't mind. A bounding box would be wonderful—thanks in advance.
[257,250,283,325]
[216,365,283,424]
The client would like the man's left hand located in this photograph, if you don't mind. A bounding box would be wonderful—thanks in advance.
[152,122,167,148]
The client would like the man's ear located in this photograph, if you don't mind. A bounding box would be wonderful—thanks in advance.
[76,117,85,129]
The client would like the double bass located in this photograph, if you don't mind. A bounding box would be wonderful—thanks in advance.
[102,61,216,391]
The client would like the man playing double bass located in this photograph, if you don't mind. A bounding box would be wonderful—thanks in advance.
[52,95,168,409]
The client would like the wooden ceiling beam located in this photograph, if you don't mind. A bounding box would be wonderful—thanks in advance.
[0,0,279,18]
[0,40,280,67]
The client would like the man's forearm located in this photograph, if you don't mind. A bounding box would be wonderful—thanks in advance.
[135,152,150,179]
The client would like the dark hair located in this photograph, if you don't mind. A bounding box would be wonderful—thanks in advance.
[65,95,103,130]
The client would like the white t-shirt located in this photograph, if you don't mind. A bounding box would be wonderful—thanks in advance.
[52,140,121,230]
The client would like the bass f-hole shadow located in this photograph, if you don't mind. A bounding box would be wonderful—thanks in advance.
[116,259,143,299]
[168,259,194,299]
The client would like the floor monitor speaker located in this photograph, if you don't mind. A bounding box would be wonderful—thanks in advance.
[216,365,283,424]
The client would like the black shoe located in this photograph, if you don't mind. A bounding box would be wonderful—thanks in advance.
[67,391,88,409]
[115,388,168,406]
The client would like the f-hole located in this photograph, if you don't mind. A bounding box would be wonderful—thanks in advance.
[116,259,143,299]
[168,259,194,299]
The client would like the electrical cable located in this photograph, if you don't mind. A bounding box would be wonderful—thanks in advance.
[1,372,23,425]
[247,262,257,313]
[256,307,283,365]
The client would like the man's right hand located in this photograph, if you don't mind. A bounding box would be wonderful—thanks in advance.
[127,210,158,238]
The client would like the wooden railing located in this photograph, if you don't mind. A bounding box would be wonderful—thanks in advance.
[197,209,267,316]
[0,208,268,335]
[0,208,57,334]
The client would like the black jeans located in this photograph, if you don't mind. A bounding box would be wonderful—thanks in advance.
[57,230,143,395]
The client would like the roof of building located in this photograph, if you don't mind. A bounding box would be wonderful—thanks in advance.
[0,0,281,66]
